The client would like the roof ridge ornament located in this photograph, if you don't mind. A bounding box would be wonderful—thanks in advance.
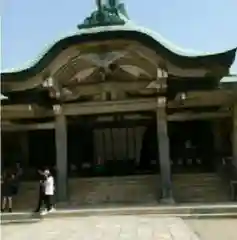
[77,0,129,29]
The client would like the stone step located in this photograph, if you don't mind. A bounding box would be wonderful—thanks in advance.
[173,173,229,202]
[2,204,237,223]
[11,173,230,209]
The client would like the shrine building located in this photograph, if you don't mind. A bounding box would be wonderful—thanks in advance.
[1,0,237,207]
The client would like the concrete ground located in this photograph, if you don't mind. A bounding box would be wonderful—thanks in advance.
[186,219,237,240]
[1,215,199,240]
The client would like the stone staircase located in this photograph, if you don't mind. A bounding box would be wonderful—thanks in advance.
[11,173,230,210]
[13,182,38,210]
[69,175,159,206]
[173,173,230,203]
[12,175,159,210]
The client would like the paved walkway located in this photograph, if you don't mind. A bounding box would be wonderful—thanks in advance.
[186,219,237,240]
[1,215,199,240]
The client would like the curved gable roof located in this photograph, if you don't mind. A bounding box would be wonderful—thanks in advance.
[1,23,236,81]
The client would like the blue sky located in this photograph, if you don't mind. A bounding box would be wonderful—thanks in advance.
[1,0,237,73]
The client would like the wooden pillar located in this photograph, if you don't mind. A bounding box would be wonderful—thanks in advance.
[54,105,68,202]
[233,104,237,168]
[156,97,174,203]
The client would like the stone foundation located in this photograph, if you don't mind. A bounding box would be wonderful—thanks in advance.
[13,175,159,210]
[69,175,159,205]
[12,173,229,210]
[173,173,229,202]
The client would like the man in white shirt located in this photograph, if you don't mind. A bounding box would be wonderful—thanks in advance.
[41,169,55,215]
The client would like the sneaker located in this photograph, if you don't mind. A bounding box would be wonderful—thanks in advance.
[48,207,56,213]
[40,210,48,216]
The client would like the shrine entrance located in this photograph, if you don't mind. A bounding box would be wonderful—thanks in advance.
[67,112,159,177]
[66,113,217,178]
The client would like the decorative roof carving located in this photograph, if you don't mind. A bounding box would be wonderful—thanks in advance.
[78,0,129,29]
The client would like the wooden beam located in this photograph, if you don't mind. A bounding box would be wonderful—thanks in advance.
[63,98,156,116]
[64,90,234,116]
[1,111,231,132]
[1,122,55,131]
[168,90,233,108]
[168,111,231,121]
[1,90,235,120]
[1,104,54,120]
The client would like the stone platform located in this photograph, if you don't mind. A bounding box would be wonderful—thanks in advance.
[13,173,230,211]
[1,203,237,224]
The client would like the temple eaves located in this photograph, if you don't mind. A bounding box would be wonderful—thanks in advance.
[2,22,236,75]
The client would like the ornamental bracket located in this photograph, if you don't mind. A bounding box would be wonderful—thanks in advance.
[42,76,63,100]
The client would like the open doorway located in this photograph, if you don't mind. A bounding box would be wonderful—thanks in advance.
[67,114,157,177]
[28,130,55,169]
[169,120,215,173]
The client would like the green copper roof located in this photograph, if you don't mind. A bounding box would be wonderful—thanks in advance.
[3,23,236,74]
[1,0,237,75]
